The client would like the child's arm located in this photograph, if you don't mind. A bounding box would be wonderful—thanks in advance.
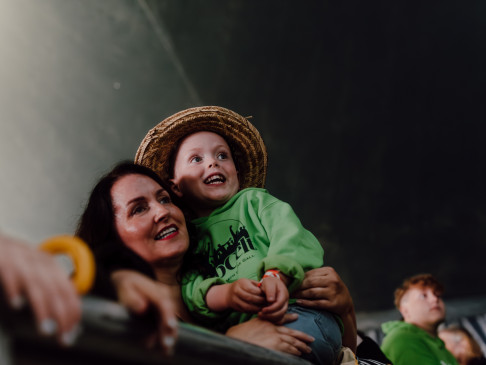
[206,278,265,313]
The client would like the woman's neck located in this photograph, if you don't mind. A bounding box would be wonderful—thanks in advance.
[152,262,194,323]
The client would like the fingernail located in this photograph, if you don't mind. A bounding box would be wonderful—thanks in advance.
[61,325,82,346]
[163,335,175,355]
[10,295,26,310]
[39,319,57,335]
[163,336,175,348]
[168,318,178,330]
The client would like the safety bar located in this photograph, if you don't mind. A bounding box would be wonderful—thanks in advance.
[0,295,311,365]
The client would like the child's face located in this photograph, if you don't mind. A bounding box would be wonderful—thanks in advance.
[170,131,239,217]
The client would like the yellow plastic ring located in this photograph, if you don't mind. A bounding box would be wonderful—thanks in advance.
[40,235,95,295]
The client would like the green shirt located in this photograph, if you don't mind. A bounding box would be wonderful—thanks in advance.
[381,321,459,365]
[182,188,324,331]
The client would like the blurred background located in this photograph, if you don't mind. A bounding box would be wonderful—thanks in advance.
[1,0,485,326]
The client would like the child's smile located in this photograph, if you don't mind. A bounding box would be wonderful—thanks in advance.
[205,173,226,185]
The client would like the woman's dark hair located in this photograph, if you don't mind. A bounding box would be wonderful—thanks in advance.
[76,161,205,298]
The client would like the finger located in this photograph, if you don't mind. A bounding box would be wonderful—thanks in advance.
[36,259,82,346]
[258,302,287,323]
[152,295,178,356]
[276,325,315,344]
[261,308,287,324]
[236,286,265,304]
[54,284,82,345]
[277,335,303,356]
[280,312,299,324]
[234,297,264,313]
[279,334,313,355]
[295,298,332,309]
[136,284,177,356]
[0,243,31,309]
[20,253,63,335]
[24,282,55,335]
[260,291,288,314]
[0,262,25,309]
[261,280,277,303]
[293,287,329,299]
[244,280,265,295]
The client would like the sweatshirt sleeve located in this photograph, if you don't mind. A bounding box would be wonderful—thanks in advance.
[257,196,324,293]
[181,271,228,321]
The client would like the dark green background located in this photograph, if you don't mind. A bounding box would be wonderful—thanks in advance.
[146,1,486,311]
[1,0,484,313]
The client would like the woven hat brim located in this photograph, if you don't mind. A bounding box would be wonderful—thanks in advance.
[135,106,268,189]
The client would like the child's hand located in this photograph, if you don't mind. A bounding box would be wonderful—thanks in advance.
[226,278,266,313]
[258,276,289,324]
[206,279,265,313]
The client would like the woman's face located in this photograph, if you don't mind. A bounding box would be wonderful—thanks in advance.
[111,174,189,266]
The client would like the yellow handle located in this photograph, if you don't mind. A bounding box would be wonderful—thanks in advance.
[40,235,95,295]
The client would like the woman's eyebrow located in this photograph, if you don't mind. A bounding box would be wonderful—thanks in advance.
[126,196,145,206]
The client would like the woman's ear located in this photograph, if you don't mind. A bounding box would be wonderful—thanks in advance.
[169,179,183,198]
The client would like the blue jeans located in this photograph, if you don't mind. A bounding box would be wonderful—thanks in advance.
[284,304,342,365]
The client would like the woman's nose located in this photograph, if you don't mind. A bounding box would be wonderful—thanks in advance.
[154,204,170,222]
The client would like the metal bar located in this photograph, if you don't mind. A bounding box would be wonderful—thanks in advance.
[1,295,311,365]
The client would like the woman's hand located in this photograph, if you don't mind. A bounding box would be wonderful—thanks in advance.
[111,270,178,355]
[226,314,314,356]
[293,266,357,352]
[0,233,82,346]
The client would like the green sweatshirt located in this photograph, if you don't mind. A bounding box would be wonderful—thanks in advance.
[381,321,459,365]
[181,188,324,331]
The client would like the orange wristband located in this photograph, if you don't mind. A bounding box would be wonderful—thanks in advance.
[258,269,281,287]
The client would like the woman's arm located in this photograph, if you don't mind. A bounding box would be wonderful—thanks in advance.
[110,270,178,355]
[292,266,357,353]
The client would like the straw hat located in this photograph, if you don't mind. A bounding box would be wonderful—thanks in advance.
[135,106,268,189]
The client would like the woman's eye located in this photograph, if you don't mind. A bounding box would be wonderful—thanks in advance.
[159,196,171,204]
[131,205,147,216]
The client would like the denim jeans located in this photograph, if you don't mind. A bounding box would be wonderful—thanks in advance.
[284,304,342,365]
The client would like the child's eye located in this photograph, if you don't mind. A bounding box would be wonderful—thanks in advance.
[190,156,202,163]
[217,152,228,160]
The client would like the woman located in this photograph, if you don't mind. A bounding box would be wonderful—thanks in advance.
[76,161,357,356]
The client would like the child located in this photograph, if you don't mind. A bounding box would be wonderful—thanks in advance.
[135,106,342,364]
